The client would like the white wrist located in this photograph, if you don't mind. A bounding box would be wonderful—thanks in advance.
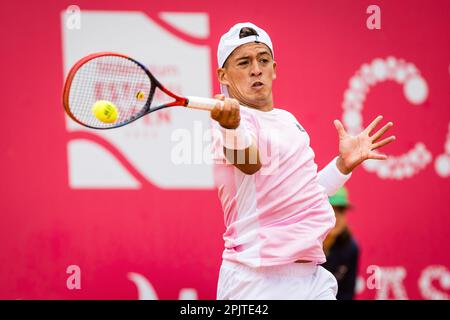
[220,124,252,150]
[317,157,352,196]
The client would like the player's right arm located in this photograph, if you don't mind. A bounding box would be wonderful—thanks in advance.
[210,95,261,175]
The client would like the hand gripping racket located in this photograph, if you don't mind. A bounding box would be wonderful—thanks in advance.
[62,52,224,129]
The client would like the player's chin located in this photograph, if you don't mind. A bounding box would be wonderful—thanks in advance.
[244,94,270,108]
[248,90,269,101]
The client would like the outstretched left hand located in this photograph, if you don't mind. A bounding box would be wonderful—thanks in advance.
[334,115,396,175]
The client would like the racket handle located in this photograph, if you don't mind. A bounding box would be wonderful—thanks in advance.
[186,96,224,111]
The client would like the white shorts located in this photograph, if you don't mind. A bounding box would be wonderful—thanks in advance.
[217,259,338,300]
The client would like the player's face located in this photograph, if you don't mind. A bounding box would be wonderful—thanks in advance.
[218,42,277,110]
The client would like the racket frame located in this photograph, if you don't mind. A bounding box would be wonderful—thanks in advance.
[62,52,192,129]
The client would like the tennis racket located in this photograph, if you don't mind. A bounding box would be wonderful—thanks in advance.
[62,52,224,129]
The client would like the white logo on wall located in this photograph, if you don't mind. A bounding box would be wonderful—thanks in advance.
[419,265,450,300]
[356,264,450,300]
[435,122,450,178]
[341,56,448,180]
[127,272,198,300]
[61,11,214,189]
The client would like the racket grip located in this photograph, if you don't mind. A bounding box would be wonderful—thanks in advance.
[186,96,224,111]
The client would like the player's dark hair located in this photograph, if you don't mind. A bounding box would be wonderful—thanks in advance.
[239,27,259,39]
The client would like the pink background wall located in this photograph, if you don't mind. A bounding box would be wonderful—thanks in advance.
[0,0,449,299]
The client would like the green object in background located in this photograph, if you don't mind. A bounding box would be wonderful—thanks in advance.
[329,187,350,207]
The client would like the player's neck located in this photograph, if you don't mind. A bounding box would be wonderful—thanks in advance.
[232,95,274,112]
[249,103,274,112]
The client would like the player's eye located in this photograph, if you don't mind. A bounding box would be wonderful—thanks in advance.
[238,60,248,66]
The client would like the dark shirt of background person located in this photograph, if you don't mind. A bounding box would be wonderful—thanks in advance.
[322,187,360,300]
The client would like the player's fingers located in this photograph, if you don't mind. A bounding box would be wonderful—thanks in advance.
[371,122,394,142]
[371,136,396,150]
[368,152,388,160]
[214,94,225,101]
[231,98,240,109]
[230,99,240,122]
[333,120,347,138]
[364,115,383,135]
[210,103,222,121]
[220,98,232,124]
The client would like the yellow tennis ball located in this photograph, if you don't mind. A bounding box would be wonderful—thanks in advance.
[136,91,145,101]
[92,100,118,123]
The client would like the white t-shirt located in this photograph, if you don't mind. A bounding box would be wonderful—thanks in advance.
[211,106,351,267]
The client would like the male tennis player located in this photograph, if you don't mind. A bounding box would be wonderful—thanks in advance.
[210,22,395,300]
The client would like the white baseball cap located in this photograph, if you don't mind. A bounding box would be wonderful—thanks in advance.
[217,22,274,97]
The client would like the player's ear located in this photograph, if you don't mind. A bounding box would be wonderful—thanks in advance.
[217,68,230,86]
[272,61,277,80]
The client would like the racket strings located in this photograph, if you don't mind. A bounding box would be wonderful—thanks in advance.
[67,55,154,128]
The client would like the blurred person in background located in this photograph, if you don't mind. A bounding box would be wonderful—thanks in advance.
[322,187,360,300]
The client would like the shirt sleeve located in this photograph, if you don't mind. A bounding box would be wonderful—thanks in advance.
[317,156,352,196]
